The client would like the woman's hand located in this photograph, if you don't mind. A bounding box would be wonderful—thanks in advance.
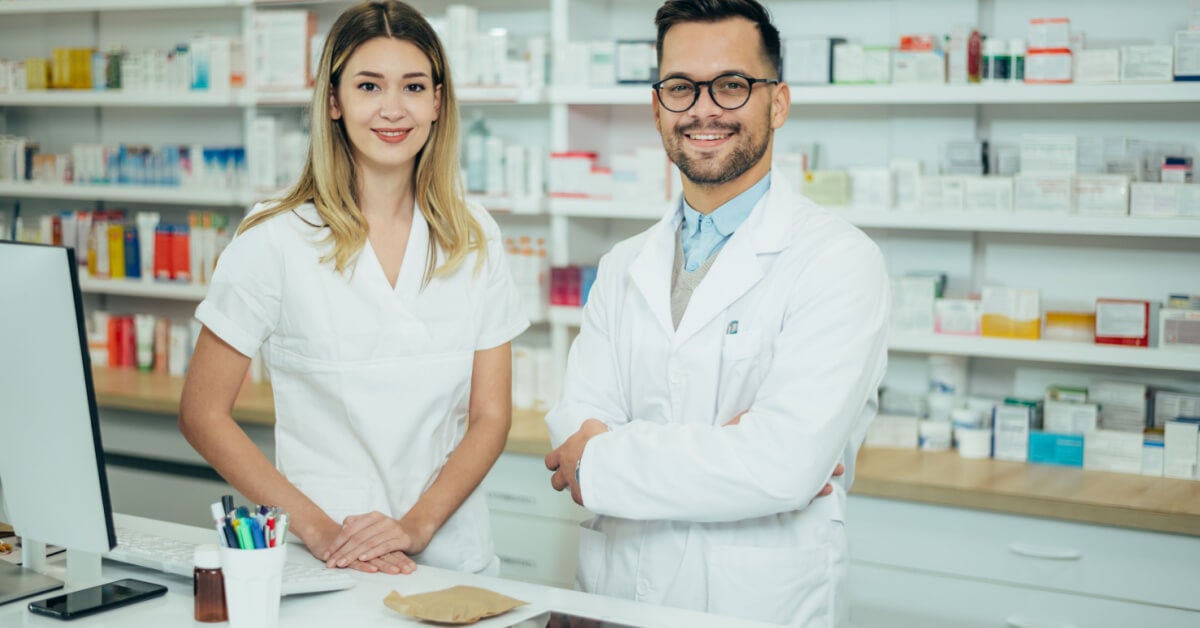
[322,511,421,573]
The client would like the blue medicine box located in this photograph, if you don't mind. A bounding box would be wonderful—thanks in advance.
[1028,431,1084,467]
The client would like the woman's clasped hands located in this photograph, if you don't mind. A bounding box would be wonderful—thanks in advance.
[318,511,434,575]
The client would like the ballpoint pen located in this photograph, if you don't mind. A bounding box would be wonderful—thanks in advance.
[210,502,229,548]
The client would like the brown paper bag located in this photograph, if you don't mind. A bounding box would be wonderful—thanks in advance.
[383,586,527,624]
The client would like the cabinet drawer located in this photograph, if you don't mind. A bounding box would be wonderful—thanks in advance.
[850,561,1200,628]
[491,511,580,588]
[848,495,1200,611]
[483,453,591,521]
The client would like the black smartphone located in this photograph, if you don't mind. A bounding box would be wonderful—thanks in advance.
[27,578,167,620]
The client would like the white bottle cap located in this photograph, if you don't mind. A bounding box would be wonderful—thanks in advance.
[194,544,221,570]
[1008,39,1026,54]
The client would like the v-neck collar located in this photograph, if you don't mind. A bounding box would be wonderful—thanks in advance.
[363,203,429,301]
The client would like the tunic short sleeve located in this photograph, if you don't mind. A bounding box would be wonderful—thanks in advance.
[473,216,530,351]
[194,205,284,357]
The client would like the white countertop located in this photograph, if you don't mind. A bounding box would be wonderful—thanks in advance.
[1,514,772,627]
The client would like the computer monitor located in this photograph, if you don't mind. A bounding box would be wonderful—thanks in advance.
[0,241,116,605]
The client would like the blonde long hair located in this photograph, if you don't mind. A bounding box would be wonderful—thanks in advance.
[239,0,485,282]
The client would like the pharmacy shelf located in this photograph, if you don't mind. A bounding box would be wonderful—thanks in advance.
[469,194,546,215]
[0,90,247,107]
[548,197,666,220]
[255,86,546,107]
[551,83,1200,106]
[889,332,1200,373]
[544,199,1200,237]
[840,209,1200,238]
[546,314,1198,372]
[0,181,251,206]
[79,276,208,300]
[0,0,246,13]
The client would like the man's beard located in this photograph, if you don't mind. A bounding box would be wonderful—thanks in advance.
[665,116,770,186]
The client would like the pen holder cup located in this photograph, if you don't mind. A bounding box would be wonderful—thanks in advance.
[219,544,287,628]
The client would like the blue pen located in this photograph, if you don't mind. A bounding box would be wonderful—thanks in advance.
[249,518,266,549]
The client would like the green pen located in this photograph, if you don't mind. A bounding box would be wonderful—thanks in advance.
[236,517,254,549]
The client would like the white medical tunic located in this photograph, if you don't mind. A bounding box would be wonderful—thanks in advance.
[196,201,528,573]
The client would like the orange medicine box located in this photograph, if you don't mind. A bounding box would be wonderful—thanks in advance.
[1043,310,1096,343]
[1094,298,1156,347]
[981,286,1041,340]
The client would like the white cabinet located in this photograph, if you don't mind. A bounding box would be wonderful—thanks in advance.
[847,495,1200,626]
[483,452,589,588]
[850,561,1200,628]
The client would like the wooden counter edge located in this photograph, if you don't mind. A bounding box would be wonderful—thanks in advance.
[91,368,1199,536]
[851,476,1200,536]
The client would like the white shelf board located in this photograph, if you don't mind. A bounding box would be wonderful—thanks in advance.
[79,276,209,301]
[0,181,251,206]
[548,306,582,327]
[840,209,1200,238]
[544,200,1200,237]
[0,90,248,107]
[468,195,546,215]
[255,86,546,107]
[551,83,1200,106]
[0,0,246,13]
[543,316,1199,372]
[548,198,666,220]
[890,332,1200,373]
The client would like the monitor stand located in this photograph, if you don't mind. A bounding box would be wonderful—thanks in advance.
[0,562,62,606]
[0,537,103,606]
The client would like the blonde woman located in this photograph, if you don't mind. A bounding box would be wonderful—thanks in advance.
[180,0,527,576]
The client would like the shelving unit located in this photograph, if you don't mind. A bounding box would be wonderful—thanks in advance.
[78,276,209,300]
[0,181,252,206]
[550,83,1200,106]
[0,0,248,14]
[0,91,249,107]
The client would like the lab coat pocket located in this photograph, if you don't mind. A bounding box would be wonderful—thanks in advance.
[721,329,762,361]
[707,542,833,627]
[575,522,607,594]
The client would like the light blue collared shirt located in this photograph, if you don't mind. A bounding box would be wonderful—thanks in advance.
[680,172,771,272]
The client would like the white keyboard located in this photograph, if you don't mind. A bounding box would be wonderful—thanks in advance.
[107,526,355,596]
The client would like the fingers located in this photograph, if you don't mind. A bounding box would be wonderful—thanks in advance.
[373,551,417,575]
[550,467,570,492]
[809,483,834,505]
[326,514,401,568]
[356,531,413,564]
[322,511,385,561]
[832,463,845,477]
[545,448,560,471]
[724,408,750,427]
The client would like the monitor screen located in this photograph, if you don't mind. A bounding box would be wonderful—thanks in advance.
[0,242,116,603]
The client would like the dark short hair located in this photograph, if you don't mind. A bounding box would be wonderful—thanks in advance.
[654,0,782,78]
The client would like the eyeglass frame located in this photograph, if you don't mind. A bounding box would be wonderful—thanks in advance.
[651,72,780,113]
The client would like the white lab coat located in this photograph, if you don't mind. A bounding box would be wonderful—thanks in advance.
[545,176,889,627]
[197,201,528,574]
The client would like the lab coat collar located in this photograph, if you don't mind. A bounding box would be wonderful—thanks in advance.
[628,173,800,342]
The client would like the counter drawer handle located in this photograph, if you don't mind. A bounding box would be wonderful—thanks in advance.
[1008,542,1082,561]
[1006,616,1077,628]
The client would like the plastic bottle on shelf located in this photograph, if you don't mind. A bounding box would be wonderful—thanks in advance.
[465,113,489,194]
[1009,39,1026,83]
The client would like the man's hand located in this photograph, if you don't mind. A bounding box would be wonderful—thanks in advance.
[723,409,845,502]
[321,511,419,574]
[545,419,609,506]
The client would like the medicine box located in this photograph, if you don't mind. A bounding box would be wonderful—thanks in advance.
[1094,298,1156,347]
[1160,308,1200,350]
[1028,432,1084,467]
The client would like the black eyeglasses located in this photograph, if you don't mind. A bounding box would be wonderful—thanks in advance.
[652,72,779,113]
